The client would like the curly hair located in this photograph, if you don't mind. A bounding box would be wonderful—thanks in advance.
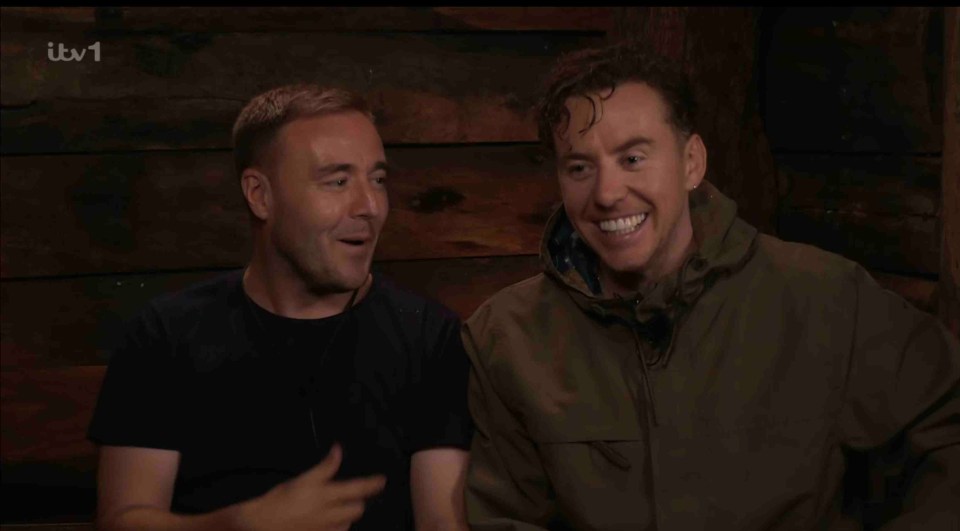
[536,42,697,153]
[232,84,374,179]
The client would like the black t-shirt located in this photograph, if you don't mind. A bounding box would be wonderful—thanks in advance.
[88,270,473,530]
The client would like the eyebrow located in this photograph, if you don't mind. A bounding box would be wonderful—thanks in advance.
[560,136,655,162]
[613,136,654,153]
[316,160,389,177]
[316,163,353,177]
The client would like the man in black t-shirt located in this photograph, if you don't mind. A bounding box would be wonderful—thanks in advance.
[88,85,473,531]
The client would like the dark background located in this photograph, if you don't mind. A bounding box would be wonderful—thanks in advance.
[1,6,957,529]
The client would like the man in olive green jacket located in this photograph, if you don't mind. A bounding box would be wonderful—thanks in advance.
[463,42,959,530]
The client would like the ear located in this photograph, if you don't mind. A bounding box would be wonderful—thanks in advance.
[683,133,707,191]
[240,168,272,221]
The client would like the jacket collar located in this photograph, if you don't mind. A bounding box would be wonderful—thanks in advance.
[540,180,758,340]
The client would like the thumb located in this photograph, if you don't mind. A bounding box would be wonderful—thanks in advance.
[306,443,342,482]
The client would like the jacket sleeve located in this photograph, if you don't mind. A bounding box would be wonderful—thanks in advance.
[462,317,557,530]
[836,265,960,529]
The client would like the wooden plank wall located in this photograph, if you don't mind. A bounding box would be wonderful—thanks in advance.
[0,6,952,528]
[762,7,944,310]
[941,7,959,336]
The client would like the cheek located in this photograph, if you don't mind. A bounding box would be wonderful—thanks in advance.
[377,192,390,222]
[558,179,590,209]
[304,199,345,229]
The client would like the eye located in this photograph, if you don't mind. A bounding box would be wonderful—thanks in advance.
[623,154,645,167]
[372,174,388,186]
[564,163,593,181]
[326,177,348,187]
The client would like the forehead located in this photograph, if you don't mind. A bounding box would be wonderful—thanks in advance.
[558,82,672,145]
[274,111,383,159]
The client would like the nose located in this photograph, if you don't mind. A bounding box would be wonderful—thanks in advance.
[592,166,628,209]
[351,178,383,220]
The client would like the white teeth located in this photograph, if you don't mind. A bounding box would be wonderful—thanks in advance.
[599,214,647,233]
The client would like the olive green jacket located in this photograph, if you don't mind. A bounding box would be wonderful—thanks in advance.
[463,182,959,530]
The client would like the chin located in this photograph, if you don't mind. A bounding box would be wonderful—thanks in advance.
[595,249,649,275]
[339,268,371,291]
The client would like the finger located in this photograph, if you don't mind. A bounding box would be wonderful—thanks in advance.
[328,474,387,502]
[302,443,342,482]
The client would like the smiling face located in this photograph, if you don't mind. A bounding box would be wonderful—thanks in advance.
[554,81,705,294]
[263,111,388,294]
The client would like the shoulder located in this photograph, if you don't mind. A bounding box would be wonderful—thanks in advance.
[131,269,244,342]
[462,273,560,365]
[360,274,464,354]
[150,270,243,313]
[465,273,551,330]
[751,234,859,287]
[742,234,864,311]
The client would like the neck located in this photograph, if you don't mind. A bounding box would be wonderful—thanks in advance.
[244,245,371,319]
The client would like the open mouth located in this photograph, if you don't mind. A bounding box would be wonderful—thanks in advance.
[598,213,648,235]
[340,239,367,247]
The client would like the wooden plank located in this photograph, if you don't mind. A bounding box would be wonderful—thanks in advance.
[778,208,939,276]
[0,146,558,278]
[941,7,960,336]
[1,367,103,462]
[0,32,601,153]
[1,457,97,524]
[1,99,238,155]
[777,153,941,277]
[0,7,611,33]
[1,272,220,369]
[763,7,941,153]
[1,255,542,369]
[777,154,941,216]
[377,254,541,320]
[0,525,93,531]
[0,151,251,278]
[683,7,779,235]
[608,7,688,61]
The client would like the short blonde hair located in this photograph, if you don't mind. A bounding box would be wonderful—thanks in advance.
[232,84,374,178]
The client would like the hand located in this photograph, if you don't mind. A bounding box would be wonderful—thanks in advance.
[238,443,386,531]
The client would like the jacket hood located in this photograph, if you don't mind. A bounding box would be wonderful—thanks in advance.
[541,180,758,356]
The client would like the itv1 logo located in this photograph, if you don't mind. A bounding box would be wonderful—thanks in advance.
[47,42,101,62]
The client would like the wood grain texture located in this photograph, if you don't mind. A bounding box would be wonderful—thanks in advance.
[777,154,940,216]
[0,7,611,33]
[763,7,942,153]
[0,524,93,530]
[1,367,103,463]
[778,209,939,276]
[941,7,959,335]
[2,452,97,524]
[1,255,542,369]
[608,7,687,61]
[0,146,558,278]
[776,154,941,276]
[1,32,601,153]
[685,7,779,235]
